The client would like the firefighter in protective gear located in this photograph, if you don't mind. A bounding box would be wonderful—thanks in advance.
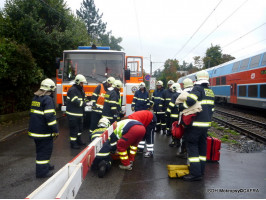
[91,117,116,178]
[123,110,157,158]
[166,83,182,147]
[90,77,115,135]
[102,80,122,123]
[110,119,146,170]
[176,78,194,158]
[131,82,150,112]
[183,78,194,92]
[66,74,87,149]
[182,70,214,181]
[150,80,165,133]
[159,80,175,135]
[28,78,58,178]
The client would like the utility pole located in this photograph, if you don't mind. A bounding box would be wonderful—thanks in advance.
[150,55,152,75]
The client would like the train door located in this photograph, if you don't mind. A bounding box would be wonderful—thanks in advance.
[230,83,237,104]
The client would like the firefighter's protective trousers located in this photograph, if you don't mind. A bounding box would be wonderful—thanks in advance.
[117,125,146,166]
[184,126,207,177]
[67,115,83,144]
[34,138,53,177]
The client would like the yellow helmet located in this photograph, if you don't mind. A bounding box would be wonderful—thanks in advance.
[167,80,175,85]
[112,80,123,89]
[107,77,115,84]
[139,82,146,88]
[156,80,163,86]
[183,78,193,88]
[75,74,87,84]
[98,117,110,128]
[196,70,209,81]
[171,83,181,92]
[40,78,56,91]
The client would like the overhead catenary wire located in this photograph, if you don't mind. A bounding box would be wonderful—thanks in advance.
[222,22,266,48]
[180,0,248,62]
[172,0,223,59]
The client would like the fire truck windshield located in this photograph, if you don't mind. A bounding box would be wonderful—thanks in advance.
[63,52,124,83]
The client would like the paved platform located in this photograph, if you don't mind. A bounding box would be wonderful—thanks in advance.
[0,116,265,198]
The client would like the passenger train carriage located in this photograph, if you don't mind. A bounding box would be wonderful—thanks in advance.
[178,50,266,109]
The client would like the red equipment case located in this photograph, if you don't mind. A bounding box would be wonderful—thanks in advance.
[206,136,221,162]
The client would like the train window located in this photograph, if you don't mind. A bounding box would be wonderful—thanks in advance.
[260,85,266,98]
[262,53,266,66]
[232,61,240,72]
[216,77,220,85]
[248,85,258,97]
[221,76,226,85]
[239,58,250,71]
[250,54,261,68]
[238,86,247,97]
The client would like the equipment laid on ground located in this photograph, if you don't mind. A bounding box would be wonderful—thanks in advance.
[206,136,221,162]
[167,165,189,178]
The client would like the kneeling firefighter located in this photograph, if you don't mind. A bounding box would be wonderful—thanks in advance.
[91,118,117,178]
[110,119,146,170]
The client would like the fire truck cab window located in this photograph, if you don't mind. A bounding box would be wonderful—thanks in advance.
[63,53,124,83]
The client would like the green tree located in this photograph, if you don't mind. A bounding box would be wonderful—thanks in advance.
[221,54,235,63]
[203,44,223,68]
[100,33,123,51]
[0,38,43,114]
[2,0,89,77]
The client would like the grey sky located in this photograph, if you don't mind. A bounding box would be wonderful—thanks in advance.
[1,0,266,73]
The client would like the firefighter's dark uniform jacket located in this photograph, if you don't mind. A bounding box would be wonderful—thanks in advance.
[159,88,175,112]
[167,92,181,120]
[91,127,114,170]
[150,88,164,113]
[183,84,214,128]
[91,82,108,114]
[102,88,121,122]
[66,84,86,117]
[28,95,58,138]
[132,88,150,111]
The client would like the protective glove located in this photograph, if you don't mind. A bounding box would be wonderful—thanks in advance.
[131,107,135,111]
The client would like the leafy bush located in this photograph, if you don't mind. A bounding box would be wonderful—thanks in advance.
[0,38,43,114]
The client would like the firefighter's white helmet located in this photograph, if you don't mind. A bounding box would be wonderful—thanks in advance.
[112,80,123,89]
[98,117,110,128]
[196,70,209,81]
[156,80,163,86]
[40,78,56,91]
[106,77,115,84]
[183,78,193,88]
[171,83,181,92]
[139,82,145,88]
[75,74,87,84]
[167,80,175,85]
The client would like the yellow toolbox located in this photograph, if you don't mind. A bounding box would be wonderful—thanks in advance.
[167,165,189,178]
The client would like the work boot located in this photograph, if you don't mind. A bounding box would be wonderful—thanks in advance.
[119,164,132,170]
[169,140,176,147]
[36,171,54,178]
[176,151,187,159]
[162,130,166,135]
[98,161,107,178]
[183,174,202,181]
[137,148,143,154]
[48,164,55,170]
[130,161,134,166]
[144,151,153,158]
[70,142,80,149]
[166,130,172,136]
[77,137,86,146]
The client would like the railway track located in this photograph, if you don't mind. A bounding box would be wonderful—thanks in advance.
[213,109,266,144]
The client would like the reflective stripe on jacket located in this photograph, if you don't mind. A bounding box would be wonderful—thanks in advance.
[28,95,58,139]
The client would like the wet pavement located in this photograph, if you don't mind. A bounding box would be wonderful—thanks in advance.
[0,116,265,199]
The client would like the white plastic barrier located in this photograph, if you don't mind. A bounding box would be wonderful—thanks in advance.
[26,123,116,199]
